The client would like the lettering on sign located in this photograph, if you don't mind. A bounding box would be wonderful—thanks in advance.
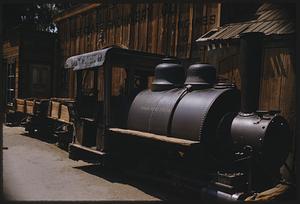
[65,48,110,70]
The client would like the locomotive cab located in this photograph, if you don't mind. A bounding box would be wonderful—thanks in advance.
[65,46,164,160]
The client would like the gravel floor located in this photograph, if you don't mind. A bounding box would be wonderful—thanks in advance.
[3,125,182,201]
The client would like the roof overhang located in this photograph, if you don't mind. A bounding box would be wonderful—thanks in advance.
[54,3,101,23]
[64,46,165,71]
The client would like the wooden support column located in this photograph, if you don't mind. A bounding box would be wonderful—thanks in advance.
[101,57,112,151]
[76,70,82,98]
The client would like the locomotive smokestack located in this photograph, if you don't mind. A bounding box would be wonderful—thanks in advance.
[239,32,265,114]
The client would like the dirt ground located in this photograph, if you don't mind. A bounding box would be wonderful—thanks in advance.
[3,125,185,201]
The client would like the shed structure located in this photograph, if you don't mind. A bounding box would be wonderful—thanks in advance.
[2,25,58,109]
[197,3,296,176]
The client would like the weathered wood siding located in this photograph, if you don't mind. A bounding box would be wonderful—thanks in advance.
[56,1,221,98]
[259,48,296,139]
[3,28,57,103]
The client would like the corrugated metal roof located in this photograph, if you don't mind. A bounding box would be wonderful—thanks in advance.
[197,3,295,43]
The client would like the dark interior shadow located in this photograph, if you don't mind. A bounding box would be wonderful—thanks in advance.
[73,163,202,201]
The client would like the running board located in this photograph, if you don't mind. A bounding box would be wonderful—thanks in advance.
[109,128,200,147]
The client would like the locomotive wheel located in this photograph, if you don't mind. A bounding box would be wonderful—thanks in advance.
[28,127,35,136]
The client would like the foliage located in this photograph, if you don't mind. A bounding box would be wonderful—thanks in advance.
[3,2,78,33]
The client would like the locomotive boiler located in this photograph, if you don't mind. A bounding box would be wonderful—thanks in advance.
[127,59,240,163]
[125,32,291,200]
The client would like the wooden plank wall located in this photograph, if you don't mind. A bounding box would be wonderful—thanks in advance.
[259,48,296,140]
[57,1,220,98]
[207,46,241,88]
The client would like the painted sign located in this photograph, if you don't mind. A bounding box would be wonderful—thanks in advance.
[65,47,111,70]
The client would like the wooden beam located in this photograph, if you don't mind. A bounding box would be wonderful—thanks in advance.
[54,3,102,23]
[109,128,200,147]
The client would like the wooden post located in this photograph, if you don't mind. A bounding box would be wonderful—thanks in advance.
[76,70,82,98]
[102,58,112,151]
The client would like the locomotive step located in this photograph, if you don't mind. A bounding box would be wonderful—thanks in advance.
[69,143,106,163]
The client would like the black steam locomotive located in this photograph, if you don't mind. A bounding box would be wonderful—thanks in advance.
[12,33,292,200]
[123,60,290,200]
[119,33,291,200]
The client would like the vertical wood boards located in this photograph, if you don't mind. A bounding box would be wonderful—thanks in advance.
[58,2,224,98]
[187,3,194,58]
[173,4,180,56]
[209,45,295,142]
[132,3,139,50]
[146,4,153,53]
[84,12,90,52]
[230,53,241,89]
[157,3,166,55]
[114,4,123,46]
[139,3,148,51]
[122,4,131,48]
[97,6,107,49]
[259,48,280,111]
[70,17,75,57]
[191,1,204,60]
[207,46,241,89]
[177,3,193,58]
[150,3,159,53]
[168,3,178,56]
[108,4,115,46]
[80,14,86,53]
[59,1,220,58]
[259,47,296,156]
[91,10,97,51]
[75,15,81,54]
[65,19,71,59]
[259,48,295,125]
[278,50,295,128]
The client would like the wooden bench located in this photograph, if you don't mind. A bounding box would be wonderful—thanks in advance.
[48,98,76,124]
[15,99,25,113]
